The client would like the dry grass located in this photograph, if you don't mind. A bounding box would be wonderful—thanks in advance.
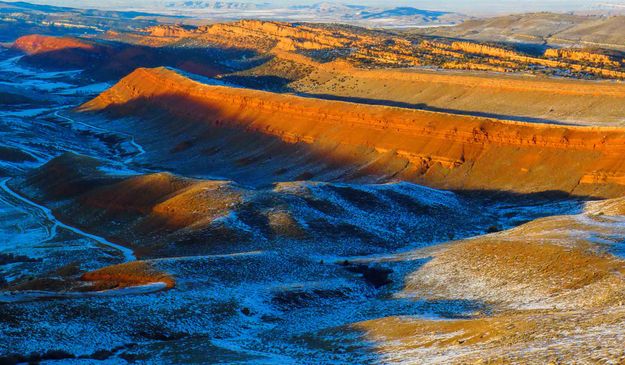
[353,208,625,363]
[357,307,625,364]
[151,181,242,229]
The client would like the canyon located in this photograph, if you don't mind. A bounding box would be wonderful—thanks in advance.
[3,3,625,364]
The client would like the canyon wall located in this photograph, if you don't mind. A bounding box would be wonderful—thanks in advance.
[82,67,625,197]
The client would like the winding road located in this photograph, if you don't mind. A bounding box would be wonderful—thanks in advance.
[0,178,136,261]
[0,179,171,303]
[0,55,168,304]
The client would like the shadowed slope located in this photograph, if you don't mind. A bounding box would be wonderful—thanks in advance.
[82,67,625,197]
[13,153,245,257]
[10,34,236,79]
[13,153,508,259]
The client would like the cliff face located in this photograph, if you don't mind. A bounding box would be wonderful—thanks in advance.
[82,67,625,197]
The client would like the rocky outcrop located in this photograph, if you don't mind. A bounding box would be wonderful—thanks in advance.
[143,25,193,38]
[544,48,620,67]
[82,67,625,197]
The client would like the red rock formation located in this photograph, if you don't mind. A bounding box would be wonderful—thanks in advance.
[12,34,95,55]
[82,67,625,197]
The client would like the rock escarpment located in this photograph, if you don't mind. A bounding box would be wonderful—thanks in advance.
[83,67,625,197]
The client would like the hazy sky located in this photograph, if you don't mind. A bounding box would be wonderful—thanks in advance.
[6,0,625,15]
